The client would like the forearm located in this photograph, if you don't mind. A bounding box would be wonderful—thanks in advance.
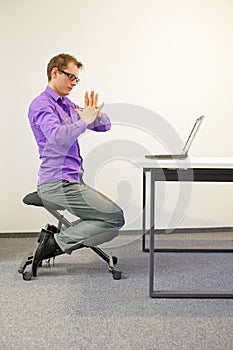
[34,109,87,147]
[53,117,87,145]
[87,112,111,132]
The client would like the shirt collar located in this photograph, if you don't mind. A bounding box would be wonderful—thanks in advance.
[45,86,63,102]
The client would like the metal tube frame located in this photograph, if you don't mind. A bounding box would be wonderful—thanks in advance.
[142,167,233,299]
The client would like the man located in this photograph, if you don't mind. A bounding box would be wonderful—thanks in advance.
[28,53,125,268]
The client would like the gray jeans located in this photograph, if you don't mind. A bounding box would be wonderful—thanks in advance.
[37,181,125,254]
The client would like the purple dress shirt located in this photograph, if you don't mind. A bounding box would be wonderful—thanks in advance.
[28,86,111,185]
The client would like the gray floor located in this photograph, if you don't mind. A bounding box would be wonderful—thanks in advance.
[0,231,233,350]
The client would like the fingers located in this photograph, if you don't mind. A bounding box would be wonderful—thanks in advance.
[97,102,104,112]
[84,91,89,108]
[75,107,82,113]
[94,93,99,106]
[83,91,104,118]
[76,103,104,114]
[90,90,94,106]
[85,91,99,107]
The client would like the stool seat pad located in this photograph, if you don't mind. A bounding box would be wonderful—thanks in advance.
[23,192,65,210]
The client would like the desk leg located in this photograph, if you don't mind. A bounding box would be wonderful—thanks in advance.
[142,170,146,252]
[146,168,233,299]
[149,172,155,297]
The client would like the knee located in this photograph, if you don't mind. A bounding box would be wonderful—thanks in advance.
[113,208,125,229]
[119,209,125,228]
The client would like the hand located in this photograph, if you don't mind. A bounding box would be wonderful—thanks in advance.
[75,100,104,126]
[84,90,104,118]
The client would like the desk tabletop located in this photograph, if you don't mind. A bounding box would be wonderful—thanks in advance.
[131,157,233,169]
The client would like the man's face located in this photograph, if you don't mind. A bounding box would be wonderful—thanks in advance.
[49,62,79,97]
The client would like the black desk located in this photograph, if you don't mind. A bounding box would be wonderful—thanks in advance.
[135,157,233,298]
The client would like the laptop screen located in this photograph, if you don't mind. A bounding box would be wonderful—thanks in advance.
[182,115,205,155]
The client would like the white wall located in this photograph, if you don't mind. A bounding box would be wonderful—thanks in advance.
[1,0,233,232]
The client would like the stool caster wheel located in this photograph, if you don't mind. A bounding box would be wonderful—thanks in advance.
[112,270,122,280]
[23,271,33,281]
[18,267,23,274]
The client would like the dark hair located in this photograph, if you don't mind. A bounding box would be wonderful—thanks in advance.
[47,53,83,81]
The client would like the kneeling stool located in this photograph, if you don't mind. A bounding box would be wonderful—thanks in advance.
[18,191,122,281]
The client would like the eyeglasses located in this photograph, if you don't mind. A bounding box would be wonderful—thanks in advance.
[58,69,80,84]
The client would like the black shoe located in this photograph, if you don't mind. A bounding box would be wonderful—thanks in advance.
[32,230,64,276]
[46,224,60,233]
[37,224,59,243]
[37,229,53,243]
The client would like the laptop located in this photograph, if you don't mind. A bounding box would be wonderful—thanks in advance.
[145,115,205,160]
